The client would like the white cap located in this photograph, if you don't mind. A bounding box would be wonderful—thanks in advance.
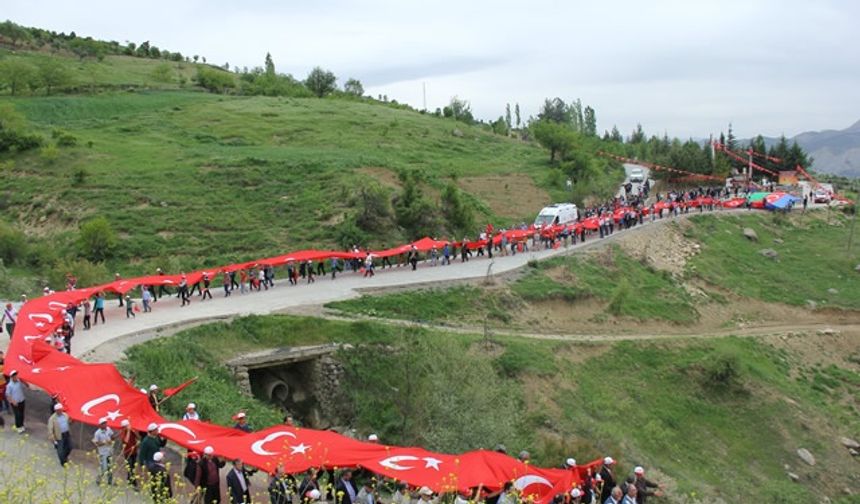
[98,417,109,424]
[566,458,577,467]
[149,384,158,391]
[187,403,196,410]
[418,487,434,496]
[368,433,379,442]
[121,419,130,427]
[634,466,644,475]
[139,388,147,394]
[595,474,603,482]
[153,451,164,462]
[604,456,615,465]
[236,412,246,419]
[147,422,159,432]
[53,403,64,411]
[308,489,321,500]
[204,446,214,455]
[570,488,582,498]
[9,370,17,377]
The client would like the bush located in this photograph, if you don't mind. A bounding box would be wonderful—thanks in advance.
[78,216,118,261]
[0,221,28,264]
[47,258,110,291]
[607,278,631,316]
[194,67,236,93]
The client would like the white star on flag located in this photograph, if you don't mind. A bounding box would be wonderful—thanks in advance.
[104,409,124,421]
[290,443,310,455]
[423,457,442,470]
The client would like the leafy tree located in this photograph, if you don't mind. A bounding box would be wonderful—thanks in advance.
[726,123,737,151]
[136,40,151,58]
[441,181,474,236]
[569,99,583,132]
[629,123,645,144]
[504,103,512,134]
[304,66,337,97]
[78,216,118,261]
[194,67,236,93]
[0,20,32,47]
[610,125,623,142]
[35,59,72,95]
[344,78,364,96]
[514,103,521,129]
[354,183,392,232]
[0,60,36,95]
[442,97,474,124]
[532,120,576,162]
[538,97,570,124]
[193,54,199,63]
[393,171,439,239]
[583,106,597,136]
[0,104,42,153]
[490,116,507,136]
[264,52,275,77]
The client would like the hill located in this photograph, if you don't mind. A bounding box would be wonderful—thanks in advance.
[0,48,623,298]
[750,120,860,178]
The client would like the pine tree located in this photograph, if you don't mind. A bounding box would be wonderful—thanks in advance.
[264,52,275,77]
[504,103,512,135]
[514,103,521,129]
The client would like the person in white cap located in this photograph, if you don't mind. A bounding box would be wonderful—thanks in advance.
[148,384,163,412]
[92,417,117,485]
[367,433,379,443]
[183,402,200,421]
[570,488,583,504]
[47,402,72,465]
[119,418,140,487]
[150,451,173,502]
[633,466,663,503]
[563,457,577,469]
[233,411,252,432]
[599,457,617,504]
[194,445,225,503]
[137,422,166,470]
[6,370,28,433]
[417,486,435,503]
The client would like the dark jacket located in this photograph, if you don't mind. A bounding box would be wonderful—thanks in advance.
[599,466,616,503]
[335,478,358,504]
[227,468,252,504]
[635,476,659,504]
[150,463,173,502]
[269,475,293,504]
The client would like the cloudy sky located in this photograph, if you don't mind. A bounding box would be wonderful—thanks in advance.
[6,0,859,138]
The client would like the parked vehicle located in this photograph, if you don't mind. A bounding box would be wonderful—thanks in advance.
[534,203,578,228]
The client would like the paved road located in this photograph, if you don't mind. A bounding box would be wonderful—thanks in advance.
[616,163,652,200]
[5,209,720,363]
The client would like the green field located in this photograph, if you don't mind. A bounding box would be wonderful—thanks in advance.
[120,314,860,503]
[0,50,631,297]
[328,212,860,325]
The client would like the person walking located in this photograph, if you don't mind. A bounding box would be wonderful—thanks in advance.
[92,418,116,485]
[82,298,92,330]
[306,260,316,283]
[1,303,16,338]
[201,273,213,300]
[149,452,173,503]
[119,419,140,488]
[138,423,167,470]
[125,295,136,318]
[269,464,293,504]
[115,273,124,307]
[6,370,27,432]
[93,292,106,325]
[222,270,231,297]
[226,459,253,504]
[330,257,339,280]
[48,403,72,465]
[142,288,153,313]
[363,254,375,278]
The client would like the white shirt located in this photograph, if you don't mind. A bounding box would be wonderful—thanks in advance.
[183,411,200,421]
[92,427,114,456]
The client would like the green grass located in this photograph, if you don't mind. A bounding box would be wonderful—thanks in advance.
[330,246,699,324]
[685,212,860,308]
[121,314,860,503]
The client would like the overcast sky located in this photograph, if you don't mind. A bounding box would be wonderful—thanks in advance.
[6,0,859,138]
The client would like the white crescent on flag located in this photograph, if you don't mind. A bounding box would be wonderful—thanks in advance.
[81,394,120,416]
[158,423,198,439]
[514,475,553,493]
[250,431,297,456]
[379,455,419,471]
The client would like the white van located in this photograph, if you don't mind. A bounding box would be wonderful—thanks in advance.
[534,203,578,228]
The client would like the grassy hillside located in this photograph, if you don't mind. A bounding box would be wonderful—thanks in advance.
[0,50,627,297]
[121,314,860,503]
[328,212,860,326]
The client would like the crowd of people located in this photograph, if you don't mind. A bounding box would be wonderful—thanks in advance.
[0,184,759,502]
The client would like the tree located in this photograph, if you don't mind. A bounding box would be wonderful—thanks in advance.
[538,97,570,124]
[0,60,36,96]
[136,40,150,58]
[629,123,645,144]
[514,103,521,129]
[610,125,623,142]
[0,104,43,153]
[442,97,474,124]
[344,78,364,96]
[194,67,236,93]
[726,123,737,151]
[304,67,337,97]
[0,21,32,47]
[490,116,507,136]
[35,59,72,95]
[193,54,199,63]
[78,217,118,261]
[441,181,474,236]
[354,183,391,232]
[504,103,512,134]
[583,106,597,137]
[264,52,275,77]
[532,120,576,163]
[393,171,440,239]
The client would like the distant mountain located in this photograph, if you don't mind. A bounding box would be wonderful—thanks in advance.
[750,121,860,178]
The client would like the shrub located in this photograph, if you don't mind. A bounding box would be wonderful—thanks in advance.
[607,278,631,316]
[0,221,28,265]
[47,258,110,291]
[77,216,118,261]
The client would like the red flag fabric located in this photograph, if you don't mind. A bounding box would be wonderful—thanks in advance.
[163,377,197,398]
